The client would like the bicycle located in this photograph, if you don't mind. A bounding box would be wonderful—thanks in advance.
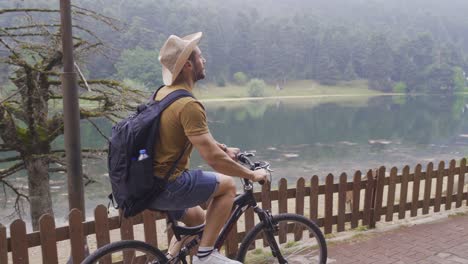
[82,152,327,264]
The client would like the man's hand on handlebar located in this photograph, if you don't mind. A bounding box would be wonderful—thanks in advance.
[251,168,269,183]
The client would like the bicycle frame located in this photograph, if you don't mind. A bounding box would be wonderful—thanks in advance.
[214,181,260,250]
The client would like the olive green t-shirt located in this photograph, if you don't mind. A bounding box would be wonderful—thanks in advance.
[153,84,209,181]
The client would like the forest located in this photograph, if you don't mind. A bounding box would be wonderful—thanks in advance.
[1,0,468,94]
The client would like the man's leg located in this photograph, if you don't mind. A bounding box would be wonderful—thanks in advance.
[167,206,206,256]
[199,174,236,247]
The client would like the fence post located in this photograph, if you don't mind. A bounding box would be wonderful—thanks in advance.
[351,171,361,228]
[324,174,334,234]
[446,160,456,210]
[295,178,306,240]
[422,162,434,215]
[39,214,58,264]
[456,158,466,208]
[337,173,347,232]
[310,176,319,223]
[411,164,422,217]
[386,167,397,222]
[434,161,445,212]
[0,224,8,264]
[369,169,378,229]
[94,205,111,263]
[398,166,410,219]
[69,209,85,264]
[11,219,29,264]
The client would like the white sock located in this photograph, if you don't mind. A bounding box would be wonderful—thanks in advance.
[197,246,214,259]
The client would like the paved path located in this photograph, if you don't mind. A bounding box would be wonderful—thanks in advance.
[328,215,468,264]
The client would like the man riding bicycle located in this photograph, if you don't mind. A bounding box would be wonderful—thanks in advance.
[150,32,269,264]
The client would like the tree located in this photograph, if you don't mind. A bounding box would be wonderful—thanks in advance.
[233,72,248,85]
[247,78,267,97]
[115,47,162,89]
[366,34,394,91]
[0,5,145,229]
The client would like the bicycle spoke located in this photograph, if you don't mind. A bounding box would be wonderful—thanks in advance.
[238,214,326,264]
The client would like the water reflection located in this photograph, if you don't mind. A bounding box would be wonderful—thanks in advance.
[1,95,468,226]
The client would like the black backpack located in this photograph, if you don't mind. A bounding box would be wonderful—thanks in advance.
[108,87,193,217]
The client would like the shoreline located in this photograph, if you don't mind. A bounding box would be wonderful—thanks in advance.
[198,92,468,103]
[199,93,405,103]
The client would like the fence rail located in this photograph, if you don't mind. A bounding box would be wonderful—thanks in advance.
[1,158,468,263]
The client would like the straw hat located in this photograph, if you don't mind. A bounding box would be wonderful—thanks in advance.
[158,32,203,86]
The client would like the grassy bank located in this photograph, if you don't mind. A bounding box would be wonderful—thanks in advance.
[194,79,382,100]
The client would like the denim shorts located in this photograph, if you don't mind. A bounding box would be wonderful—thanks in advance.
[148,170,219,220]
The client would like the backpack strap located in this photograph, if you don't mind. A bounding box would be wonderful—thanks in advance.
[164,141,190,181]
[148,85,165,104]
[154,88,195,182]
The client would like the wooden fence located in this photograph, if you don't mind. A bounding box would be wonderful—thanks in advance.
[1,158,468,263]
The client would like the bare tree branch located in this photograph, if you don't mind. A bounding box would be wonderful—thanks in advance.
[0,162,25,179]
[0,85,26,105]
[0,179,29,218]
[0,156,22,163]
[71,4,122,31]
[0,8,59,15]
[4,24,103,42]
[87,118,110,142]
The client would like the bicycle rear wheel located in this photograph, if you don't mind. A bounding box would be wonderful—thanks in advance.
[82,240,168,264]
[237,213,327,264]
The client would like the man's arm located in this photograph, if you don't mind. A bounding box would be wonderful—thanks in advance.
[188,132,255,179]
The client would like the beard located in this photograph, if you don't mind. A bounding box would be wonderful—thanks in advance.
[193,64,205,82]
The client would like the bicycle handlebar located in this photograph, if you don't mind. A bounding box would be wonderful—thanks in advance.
[237,152,273,185]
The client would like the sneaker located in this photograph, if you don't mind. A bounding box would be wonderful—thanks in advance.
[192,250,242,264]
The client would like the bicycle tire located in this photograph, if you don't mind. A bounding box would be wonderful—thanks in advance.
[81,240,168,264]
[236,213,327,264]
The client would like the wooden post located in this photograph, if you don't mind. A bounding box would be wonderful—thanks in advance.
[295,178,306,240]
[69,209,85,264]
[143,210,158,248]
[94,205,111,264]
[411,164,422,217]
[386,167,397,222]
[279,178,288,243]
[0,224,7,264]
[324,174,334,234]
[434,161,445,212]
[0,224,8,263]
[363,169,375,226]
[445,160,456,210]
[11,219,29,264]
[337,173,347,232]
[456,158,466,208]
[310,176,319,223]
[225,223,238,258]
[351,171,361,228]
[398,166,409,219]
[374,166,386,223]
[422,162,433,215]
[279,178,288,215]
[39,214,58,264]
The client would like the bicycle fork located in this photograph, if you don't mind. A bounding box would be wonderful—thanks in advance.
[254,207,288,264]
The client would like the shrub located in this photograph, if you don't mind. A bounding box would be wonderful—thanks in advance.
[216,76,226,87]
[247,78,266,97]
[233,71,248,85]
[393,82,407,93]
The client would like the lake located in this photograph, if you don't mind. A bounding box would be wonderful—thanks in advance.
[1,94,468,227]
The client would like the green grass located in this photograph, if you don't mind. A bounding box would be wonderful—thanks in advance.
[353,225,369,232]
[449,212,468,218]
[195,79,381,100]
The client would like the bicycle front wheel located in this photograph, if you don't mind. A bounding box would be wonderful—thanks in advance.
[237,213,327,264]
[82,240,168,264]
